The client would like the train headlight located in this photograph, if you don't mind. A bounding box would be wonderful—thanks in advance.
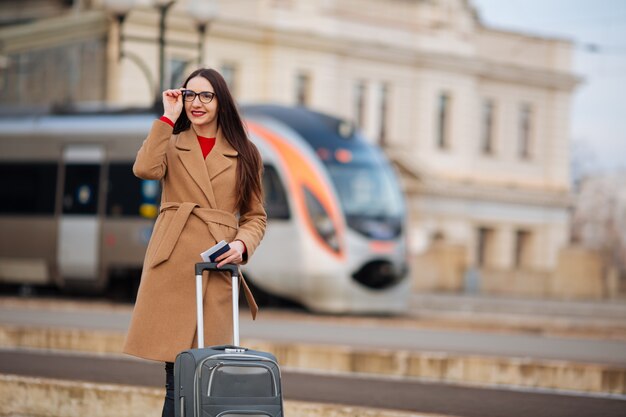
[303,186,340,253]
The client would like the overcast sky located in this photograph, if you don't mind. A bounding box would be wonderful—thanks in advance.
[471,0,626,176]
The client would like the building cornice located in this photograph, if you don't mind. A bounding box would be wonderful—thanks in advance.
[387,151,571,209]
[207,18,581,91]
[415,178,572,209]
[118,7,580,91]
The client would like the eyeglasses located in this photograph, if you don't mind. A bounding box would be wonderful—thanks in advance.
[181,90,215,104]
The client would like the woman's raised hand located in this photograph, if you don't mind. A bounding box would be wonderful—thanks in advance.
[162,89,184,123]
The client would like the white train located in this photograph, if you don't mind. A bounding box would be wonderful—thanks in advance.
[0,105,409,313]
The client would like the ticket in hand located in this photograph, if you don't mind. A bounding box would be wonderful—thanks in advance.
[200,240,231,262]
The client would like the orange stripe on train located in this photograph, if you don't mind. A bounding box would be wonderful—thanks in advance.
[248,121,345,259]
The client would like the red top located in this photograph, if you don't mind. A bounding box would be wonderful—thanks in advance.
[159,116,215,158]
[197,136,216,159]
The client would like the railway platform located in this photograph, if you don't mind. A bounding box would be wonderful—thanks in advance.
[0,295,625,417]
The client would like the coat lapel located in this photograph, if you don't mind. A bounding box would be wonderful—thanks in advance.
[206,129,238,181]
[176,129,217,208]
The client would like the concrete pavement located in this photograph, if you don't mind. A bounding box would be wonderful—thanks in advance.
[2,350,625,417]
[1,296,625,394]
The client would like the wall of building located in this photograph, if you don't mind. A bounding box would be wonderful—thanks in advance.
[110,0,576,294]
[1,0,583,297]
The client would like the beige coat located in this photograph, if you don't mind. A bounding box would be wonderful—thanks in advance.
[123,120,266,363]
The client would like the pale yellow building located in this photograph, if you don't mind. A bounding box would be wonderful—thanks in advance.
[0,0,582,296]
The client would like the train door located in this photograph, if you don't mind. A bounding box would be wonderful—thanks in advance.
[57,145,104,284]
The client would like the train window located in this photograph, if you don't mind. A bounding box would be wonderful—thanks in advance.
[0,162,57,215]
[62,163,100,215]
[106,163,155,217]
[262,165,290,220]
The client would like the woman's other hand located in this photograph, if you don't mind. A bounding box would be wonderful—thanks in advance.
[162,89,183,123]
[216,240,245,267]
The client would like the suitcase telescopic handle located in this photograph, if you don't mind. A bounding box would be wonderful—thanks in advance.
[194,262,240,349]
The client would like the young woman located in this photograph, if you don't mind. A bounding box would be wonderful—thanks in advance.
[123,68,267,417]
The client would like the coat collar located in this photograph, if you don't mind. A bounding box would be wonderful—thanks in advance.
[175,127,238,209]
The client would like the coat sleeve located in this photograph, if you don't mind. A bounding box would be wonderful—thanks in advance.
[234,174,267,264]
[133,119,173,180]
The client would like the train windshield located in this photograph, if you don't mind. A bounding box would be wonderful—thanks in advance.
[326,159,404,240]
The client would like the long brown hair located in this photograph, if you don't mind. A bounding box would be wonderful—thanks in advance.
[174,68,263,213]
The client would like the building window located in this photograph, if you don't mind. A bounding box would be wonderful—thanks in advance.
[0,55,8,92]
[514,229,532,269]
[295,71,311,107]
[476,226,494,268]
[518,102,532,159]
[437,92,451,150]
[220,63,238,96]
[354,80,367,129]
[379,82,389,146]
[481,99,495,155]
[168,58,188,89]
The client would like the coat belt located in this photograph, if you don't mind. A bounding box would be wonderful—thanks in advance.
[152,201,258,319]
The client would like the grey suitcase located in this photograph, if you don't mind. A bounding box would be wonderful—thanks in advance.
[174,262,283,417]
